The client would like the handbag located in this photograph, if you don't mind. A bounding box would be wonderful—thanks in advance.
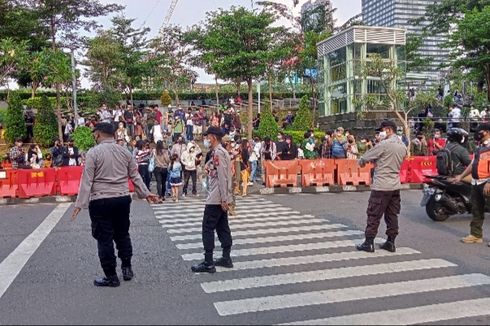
[148,155,155,173]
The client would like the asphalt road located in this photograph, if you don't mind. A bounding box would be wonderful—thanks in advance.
[0,190,489,325]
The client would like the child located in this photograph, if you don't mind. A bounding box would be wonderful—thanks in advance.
[43,153,53,168]
[168,153,183,202]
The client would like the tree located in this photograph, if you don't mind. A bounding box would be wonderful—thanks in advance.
[72,126,95,152]
[405,34,430,72]
[299,0,336,34]
[160,89,172,107]
[189,6,285,139]
[449,6,490,101]
[33,95,58,147]
[290,95,313,131]
[4,92,26,144]
[256,102,279,141]
[0,38,29,89]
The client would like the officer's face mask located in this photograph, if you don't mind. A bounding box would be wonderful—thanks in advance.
[204,138,211,149]
[379,131,387,140]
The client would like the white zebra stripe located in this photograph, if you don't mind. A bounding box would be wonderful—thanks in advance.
[169,223,347,241]
[160,214,317,228]
[176,230,363,250]
[282,298,490,325]
[213,273,490,316]
[153,203,285,212]
[155,210,309,223]
[181,239,380,261]
[214,247,420,272]
[201,259,456,293]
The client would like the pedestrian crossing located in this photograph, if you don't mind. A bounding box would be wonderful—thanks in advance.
[150,196,490,324]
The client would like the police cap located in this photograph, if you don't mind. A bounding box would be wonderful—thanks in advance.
[93,122,114,135]
[376,120,397,132]
[203,126,224,137]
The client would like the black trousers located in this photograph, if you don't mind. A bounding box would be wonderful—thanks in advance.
[365,190,401,240]
[183,169,197,195]
[89,196,132,277]
[154,167,168,197]
[202,205,233,262]
[138,164,151,190]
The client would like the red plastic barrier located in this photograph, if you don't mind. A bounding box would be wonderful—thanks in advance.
[299,159,336,187]
[0,170,18,198]
[16,168,57,199]
[399,159,411,184]
[128,180,135,192]
[336,159,373,186]
[265,160,300,188]
[409,156,437,183]
[57,166,83,196]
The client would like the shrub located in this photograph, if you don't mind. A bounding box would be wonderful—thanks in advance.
[160,90,172,107]
[283,130,325,146]
[72,126,95,152]
[256,102,280,141]
[4,92,26,144]
[34,96,58,147]
[290,95,313,131]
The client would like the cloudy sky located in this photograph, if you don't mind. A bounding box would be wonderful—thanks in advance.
[85,0,361,86]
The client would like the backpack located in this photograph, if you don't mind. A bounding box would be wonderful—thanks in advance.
[436,147,453,176]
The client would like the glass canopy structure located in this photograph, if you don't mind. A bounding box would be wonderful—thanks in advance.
[317,26,407,117]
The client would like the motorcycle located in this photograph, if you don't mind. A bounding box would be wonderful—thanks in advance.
[420,175,476,221]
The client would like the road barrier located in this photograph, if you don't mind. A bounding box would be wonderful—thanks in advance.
[0,170,18,198]
[16,168,57,199]
[299,159,336,187]
[265,161,300,188]
[57,166,84,196]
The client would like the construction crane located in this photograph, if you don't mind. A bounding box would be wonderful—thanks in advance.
[160,0,179,32]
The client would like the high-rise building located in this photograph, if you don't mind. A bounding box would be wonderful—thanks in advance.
[362,0,450,85]
[300,0,334,33]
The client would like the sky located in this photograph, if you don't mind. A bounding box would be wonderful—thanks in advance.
[81,0,362,87]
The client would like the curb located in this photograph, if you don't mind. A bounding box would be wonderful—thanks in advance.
[259,183,424,195]
[0,196,76,206]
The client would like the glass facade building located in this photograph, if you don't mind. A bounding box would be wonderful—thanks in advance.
[317,26,406,117]
[362,0,450,84]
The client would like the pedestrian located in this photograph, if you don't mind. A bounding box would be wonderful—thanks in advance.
[169,154,183,202]
[453,124,490,245]
[153,140,171,201]
[356,120,408,253]
[248,137,261,184]
[260,137,277,185]
[181,143,198,197]
[239,139,250,196]
[135,140,151,190]
[71,122,159,287]
[191,126,233,273]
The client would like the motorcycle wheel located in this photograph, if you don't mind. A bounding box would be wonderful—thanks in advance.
[426,197,450,221]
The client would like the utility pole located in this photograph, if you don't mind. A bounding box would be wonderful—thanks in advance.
[70,49,79,127]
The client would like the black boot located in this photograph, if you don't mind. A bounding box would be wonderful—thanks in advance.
[94,275,120,287]
[380,238,396,252]
[356,238,375,253]
[122,266,134,281]
[191,261,216,273]
[214,257,233,268]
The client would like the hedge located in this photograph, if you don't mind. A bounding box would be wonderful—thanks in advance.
[283,130,326,146]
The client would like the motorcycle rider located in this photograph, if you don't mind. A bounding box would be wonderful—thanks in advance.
[452,124,490,245]
[445,128,472,178]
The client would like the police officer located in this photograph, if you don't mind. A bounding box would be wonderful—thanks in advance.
[191,126,233,273]
[71,123,160,287]
[356,120,408,253]
[453,124,490,245]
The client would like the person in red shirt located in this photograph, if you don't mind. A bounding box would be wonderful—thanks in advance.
[427,129,447,155]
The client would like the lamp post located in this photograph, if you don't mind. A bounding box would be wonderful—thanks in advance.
[70,49,79,127]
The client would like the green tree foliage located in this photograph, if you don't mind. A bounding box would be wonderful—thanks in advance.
[4,92,26,144]
[33,96,58,147]
[405,34,430,72]
[449,6,490,101]
[0,37,29,87]
[188,6,286,139]
[290,95,313,131]
[72,126,95,152]
[160,90,172,107]
[256,102,279,141]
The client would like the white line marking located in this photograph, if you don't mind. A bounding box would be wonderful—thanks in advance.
[170,223,347,241]
[161,214,316,229]
[282,298,490,325]
[153,203,285,212]
[214,247,420,272]
[213,273,490,316]
[0,204,71,299]
[168,218,326,234]
[155,210,309,222]
[177,230,363,250]
[154,207,294,217]
[201,259,456,293]
[181,239,381,261]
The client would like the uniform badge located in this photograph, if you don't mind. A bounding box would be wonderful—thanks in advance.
[213,154,220,166]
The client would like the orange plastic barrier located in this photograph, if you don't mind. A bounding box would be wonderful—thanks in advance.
[57,166,83,196]
[336,159,373,186]
[0,170,18,198]
[299,159,336,187]
[16,168,57,199]
[409,156,437,183]
[265,160,300,188]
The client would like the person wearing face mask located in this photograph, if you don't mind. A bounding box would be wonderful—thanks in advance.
[428,129,446,155]
[171,136,187,161]
[191,126,233,273]
[356,120,408,253]
[331,127,347,159]
[452,124,490,245]
[410,131,428,156]
[443,128,471,177]
[280,135,298,160]
[72,123,159,287]
[181,144,198,197]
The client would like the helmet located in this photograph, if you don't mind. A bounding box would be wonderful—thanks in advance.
[447,128,468,144]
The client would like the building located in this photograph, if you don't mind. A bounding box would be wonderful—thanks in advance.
[317,26,406,130]
[300,0,334,33]
[362,0,450,86]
